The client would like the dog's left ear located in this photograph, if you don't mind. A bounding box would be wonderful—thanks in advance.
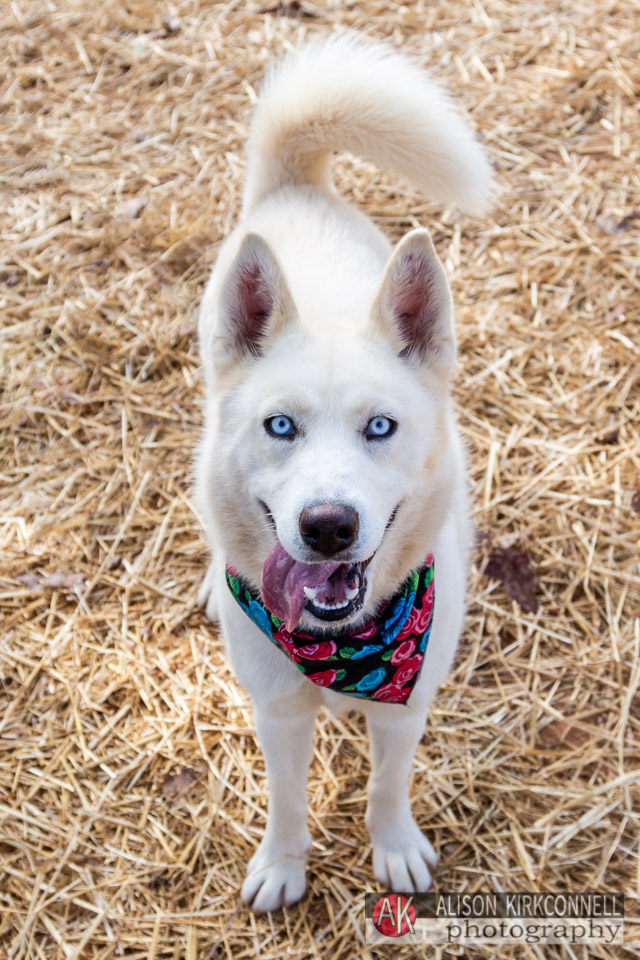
[370,228,455,374]
[215,232,297,365]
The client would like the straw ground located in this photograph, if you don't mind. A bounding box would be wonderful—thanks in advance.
[1,0,638,957]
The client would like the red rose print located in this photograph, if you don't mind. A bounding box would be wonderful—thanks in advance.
[414,582,434,632]
[392,655,422,686]
[274,624,302,662]
[373,683,411,703]
[306,668,339,687]
[395,606,421,641]
[293,627,317,641]
[297,641,337,659]
[423,580,435,609]
[351,621,377,641]
[415,607,433,633]
[390,639,416,664]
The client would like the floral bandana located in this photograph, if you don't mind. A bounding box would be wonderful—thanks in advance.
[225,554,435,705]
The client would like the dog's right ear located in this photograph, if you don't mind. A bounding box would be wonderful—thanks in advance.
[215,232,297,365]
[370,229,455,376]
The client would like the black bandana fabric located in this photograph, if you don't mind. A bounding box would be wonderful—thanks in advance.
[225,554,435,704]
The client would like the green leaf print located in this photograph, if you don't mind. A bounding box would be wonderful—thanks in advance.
[339,647,355,658]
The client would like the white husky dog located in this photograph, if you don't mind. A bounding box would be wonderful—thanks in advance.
[195,34,493,913]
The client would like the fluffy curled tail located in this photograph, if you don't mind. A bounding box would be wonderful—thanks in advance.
[243,34,494,217]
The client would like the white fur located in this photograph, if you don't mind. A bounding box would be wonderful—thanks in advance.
[243,33,494,216]
[195,33,492,913]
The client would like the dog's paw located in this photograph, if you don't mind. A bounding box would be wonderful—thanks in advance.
[241,855,307,914]
[371,820,438,893]
[197,562,219,623]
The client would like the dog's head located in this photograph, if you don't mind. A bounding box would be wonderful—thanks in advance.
[204,228,458,632]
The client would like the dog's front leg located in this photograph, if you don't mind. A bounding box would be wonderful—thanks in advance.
[365,709,437,892]
[241,698,317,913]
[197,559,219,623]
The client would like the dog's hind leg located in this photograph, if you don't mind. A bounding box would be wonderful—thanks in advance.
[240,698,318,913]
[365,709,438,892]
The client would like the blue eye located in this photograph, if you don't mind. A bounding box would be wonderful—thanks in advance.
[366,416,396,440]
[265,415,296,439]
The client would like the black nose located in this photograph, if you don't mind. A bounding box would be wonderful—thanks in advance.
[299,503,359,556]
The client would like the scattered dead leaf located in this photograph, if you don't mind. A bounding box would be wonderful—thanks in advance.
[114,196,149,223]
[539,719,592,749]
[596,212,639,234]
[616,212,639,232]
[149,871,171,890]
[161,767,200,800]
[485,544,539,613]
[18,571,86,593]
[260,1,321,17]
[631,491,640,514]
[42,572,86,592]
[18,573,42,590]
[599,429,619,445]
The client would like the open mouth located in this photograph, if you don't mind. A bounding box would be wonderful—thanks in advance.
[301,555,374,623]
[259,506,399,632]
[260,542,375,632]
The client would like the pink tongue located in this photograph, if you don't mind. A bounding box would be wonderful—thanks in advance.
[261,543,341,632]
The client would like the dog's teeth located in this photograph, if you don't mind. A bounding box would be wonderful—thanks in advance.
[345,586,358,600]
[303,586,317,600]
[310,596,351,612]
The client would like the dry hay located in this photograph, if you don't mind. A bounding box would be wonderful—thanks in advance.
[1,0,639,957]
